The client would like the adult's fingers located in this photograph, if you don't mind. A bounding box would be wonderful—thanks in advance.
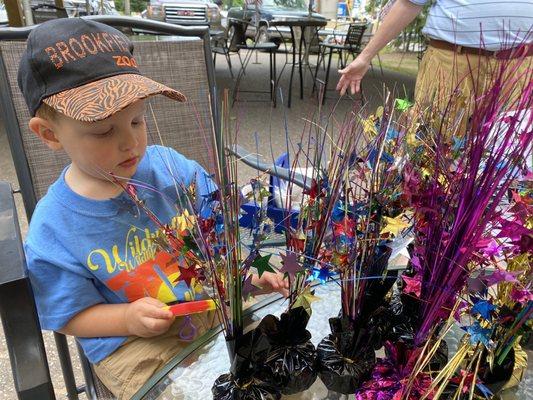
[337,78,349,96]
[350,80,357,95]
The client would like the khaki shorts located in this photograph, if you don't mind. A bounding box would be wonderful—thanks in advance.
[92,310,219,400]
[414,45,531,134]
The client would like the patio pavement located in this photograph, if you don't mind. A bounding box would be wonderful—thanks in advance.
[0,49,415,400]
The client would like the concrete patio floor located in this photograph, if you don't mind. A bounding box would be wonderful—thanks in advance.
[0,49,415,400]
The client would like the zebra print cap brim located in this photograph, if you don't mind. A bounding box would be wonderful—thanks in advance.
[42,73,186,122]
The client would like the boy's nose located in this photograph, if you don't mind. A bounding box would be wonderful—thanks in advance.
[119,128,139,152]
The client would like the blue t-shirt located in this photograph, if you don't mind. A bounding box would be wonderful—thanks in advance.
[24,145,215,363]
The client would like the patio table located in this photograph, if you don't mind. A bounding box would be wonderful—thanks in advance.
[269,18,327,108]
[131,279,531,400]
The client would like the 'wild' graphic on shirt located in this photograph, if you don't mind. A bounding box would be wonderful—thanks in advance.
[85,212,202,304]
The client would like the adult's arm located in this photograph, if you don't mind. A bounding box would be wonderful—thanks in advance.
[336,0,424,95]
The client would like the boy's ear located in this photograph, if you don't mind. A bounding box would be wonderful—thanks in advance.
[28,117,63,150]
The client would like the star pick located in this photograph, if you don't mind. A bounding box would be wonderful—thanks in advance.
[251,254,275,278]
[482,268,522,286]
[510,288,533,303]
[175,209,196,233]
[177,265,198,288]
[386,234,413,261]
[402,274,421,297]
[395,98,413,112]
[463,322,493,349]
[280,252,301,280]
[242,274,260,299]
[471,299,496,321]
[479,239,502,257]
[292,287,320,314]
[380,215,410,237]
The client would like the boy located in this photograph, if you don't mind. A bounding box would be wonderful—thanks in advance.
[19,18,287,399]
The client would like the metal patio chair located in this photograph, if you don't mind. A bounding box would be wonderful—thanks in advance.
[313,22,367,105]
[230,16,278,106]
[31,3,69,24]
[0,15,219,400]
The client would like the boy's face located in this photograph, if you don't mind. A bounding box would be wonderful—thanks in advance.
[32,100,148,189]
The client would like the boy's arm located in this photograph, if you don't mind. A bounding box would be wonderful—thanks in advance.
[59,297,174,338]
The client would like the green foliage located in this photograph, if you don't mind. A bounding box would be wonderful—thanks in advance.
[365,0,430,52]
[224,0,305,9]
[273,0,306,8]
[224,0,242,7]
[364,0,387,16]
[115,0,147,13]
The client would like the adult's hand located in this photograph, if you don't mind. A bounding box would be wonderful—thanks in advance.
[335,0,423,96]
[336,56,371,95]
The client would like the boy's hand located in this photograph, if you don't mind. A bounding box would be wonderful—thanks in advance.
[124,297,175,337]
[252,271,290,298]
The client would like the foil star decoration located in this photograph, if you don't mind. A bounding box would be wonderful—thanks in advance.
[292,287,320,314]
[510,288,533,303]
[242,274,260,299]
[386,234,413,261]
[395,98,413,112]
[279,252,301,280]
[251,254,275,278]
[471,299,496,321]
[307,266,333,284]
[380,214,410,237]
[402,274,421,297]
[482,268,522,286]
[463,322,493,349]
[175,210,196,233]
[452,136,466,152]
[177,265,198,287]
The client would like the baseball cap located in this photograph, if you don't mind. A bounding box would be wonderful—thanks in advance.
[17,18,186,122]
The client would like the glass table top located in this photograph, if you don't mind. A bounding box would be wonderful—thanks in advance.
[134,281,531,400]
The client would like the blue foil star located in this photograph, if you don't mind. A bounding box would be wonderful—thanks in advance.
[471,299,496,321]
[463,322,492,348]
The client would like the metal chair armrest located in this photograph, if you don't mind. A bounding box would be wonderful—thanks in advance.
[227,145,311,190]
[0,182,55,399]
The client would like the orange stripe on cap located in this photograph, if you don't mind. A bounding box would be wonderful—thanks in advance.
[43,73,186,122]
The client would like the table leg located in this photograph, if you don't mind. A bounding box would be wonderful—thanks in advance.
[273,50,277,107]
[312,45,322,94]
[288,26,296,108]
[299,27,304,100]
[323,48,334,105]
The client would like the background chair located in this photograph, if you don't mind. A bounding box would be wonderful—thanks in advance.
[0,15,219,400]
[211,27,244,79]
[230,17,278,106]
[31,3,68,24]
[313,23,367,104]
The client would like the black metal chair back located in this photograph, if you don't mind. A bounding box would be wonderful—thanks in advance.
[31,3,69,24]
[345,23,366,51]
